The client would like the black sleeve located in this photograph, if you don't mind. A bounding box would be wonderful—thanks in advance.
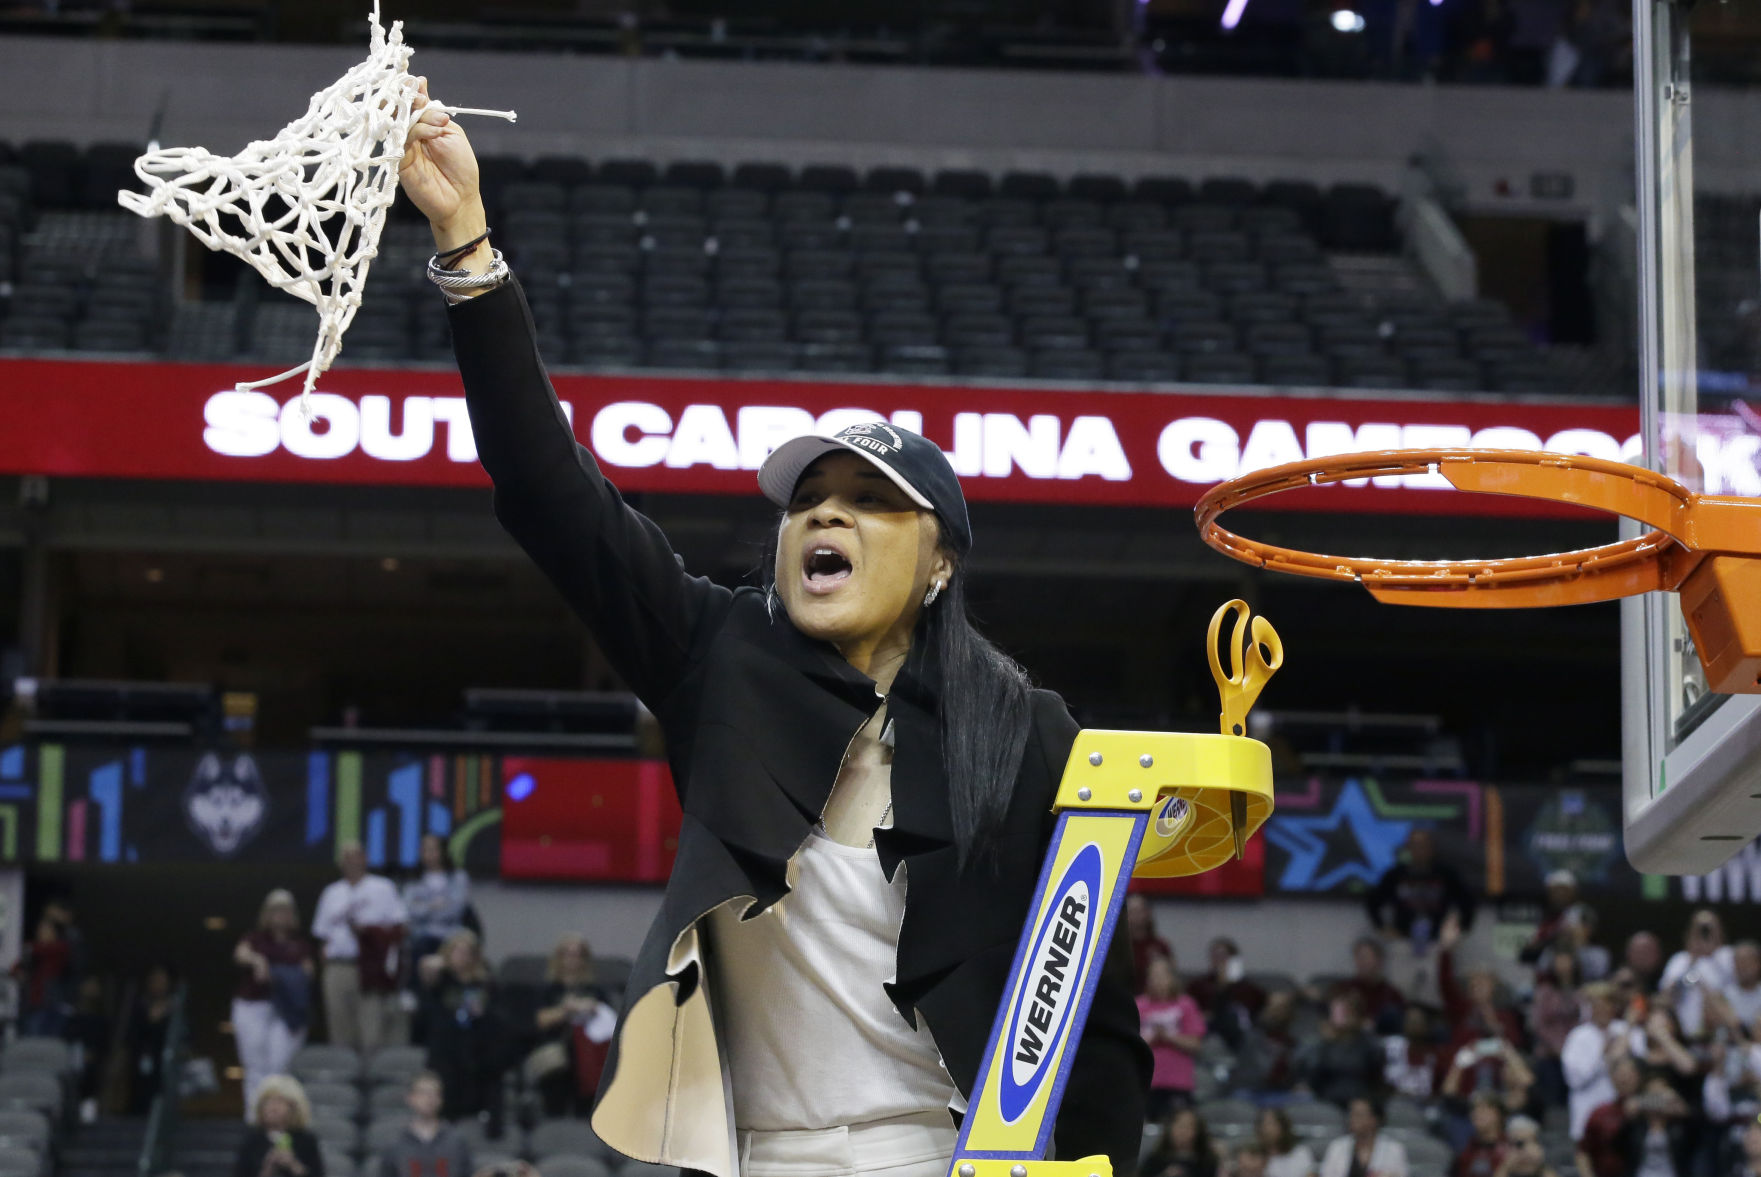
[232,1135,264,1177]
[1443,866,1477,931]
[448,279,734,708]
[297,1133,325,1177]
[1364,866,1400,931]
[1036,694,1153,1175]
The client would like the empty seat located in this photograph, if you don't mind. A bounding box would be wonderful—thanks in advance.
[1068,174,1129,203]
[723,340,798,371]
[1067,256,1134,291]
[1083,289,1149,321]
[1172,321,1236,355]
[1274,263,1339,296]
[1413,356,1483,391]
[571,184,637,215]
[0,1074,59,1118]
[730,162,793,192]
[774,192,837,224]
[1045,199,1106,230]
[1019,316,1089,350]
[1010,287,1076,318]
[1107,350,1181,382]
[1109,201,1167,232]
[986,227,1049,256]
[1320,323,1385,358]
[798,164,859,193]
[789,279,858,310]
[718,276,783,308]
[937,283,1004,314]
[925,253,990,285]
[366,1045,429,1088]
[794,309,863,343]
[0,1111,49,1158]
[954,346,1028,378]
[718,308,787,342]
[644,307,713,340]
[931,169,992,199]
[869,312,938,347]
[643,187,706,219]
[1184,352,1256,384]
[707,188,768,220]
[502,182,568,214]
[865,166,927,195]
[915,224,980,255]
[798,342,873,372]
[717,247,781,279]
[1260,354,1332,386]
[977,198,1038,229]
[1133,176,1193,205]
[1340,355,1408,389]
[1244,322,1312,357]
[1173,204,1236,234]
[1139,260,1203,293]
[664,161,726,189]
[544,1160,615,1177]
[597,159,660,188]
[998,171,1060,200]
[1322,183,1397,251]
[996,256,1061,288]
[785,250,852,280]
[645,339,721,370]
[19,140,78,208]
[1188,231,1251,264]
[879,344,950,375]
[1030,349,1104,380]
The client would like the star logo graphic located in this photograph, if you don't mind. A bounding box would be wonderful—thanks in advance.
[1264,781,1414,892]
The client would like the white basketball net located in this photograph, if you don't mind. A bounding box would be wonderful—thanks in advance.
[118,1,515,408]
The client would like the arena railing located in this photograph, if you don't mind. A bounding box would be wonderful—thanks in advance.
[137,982,189,1177]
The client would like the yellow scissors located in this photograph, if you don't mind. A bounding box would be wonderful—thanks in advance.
[1207,599,1284,857]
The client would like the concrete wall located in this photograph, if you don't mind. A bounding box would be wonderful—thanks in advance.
[468,880,1502,985]
[0,37,1693,216]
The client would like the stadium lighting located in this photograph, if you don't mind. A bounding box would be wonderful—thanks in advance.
[1330,9,1367,31]
[1221,0,1250,30]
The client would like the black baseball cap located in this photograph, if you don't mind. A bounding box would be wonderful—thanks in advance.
[757,421,973,553]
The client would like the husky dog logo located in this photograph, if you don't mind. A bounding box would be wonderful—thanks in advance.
[838,422,905,453]
[184,752,269,857]
[1155,796,1194,839]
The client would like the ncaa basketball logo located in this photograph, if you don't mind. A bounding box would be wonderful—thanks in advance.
[999,842,1103,1123]
[839,422,905,453]
[1156,796,1194,839]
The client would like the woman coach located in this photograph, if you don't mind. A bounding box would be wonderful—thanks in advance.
[398,90,1150,1177]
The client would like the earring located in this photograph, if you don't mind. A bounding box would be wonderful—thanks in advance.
[923,582,945,607]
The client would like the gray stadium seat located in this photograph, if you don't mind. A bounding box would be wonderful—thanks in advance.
[530,1119,614,1161]
[542,1158,615,1177]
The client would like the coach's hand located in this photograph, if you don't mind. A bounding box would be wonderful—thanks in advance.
[401,78,492,273]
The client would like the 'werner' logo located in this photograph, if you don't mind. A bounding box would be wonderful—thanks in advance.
[999,842,1104,1123]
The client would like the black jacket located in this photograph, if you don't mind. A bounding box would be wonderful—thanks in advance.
[449,279,1150,1168]
[232,1129,325,1177]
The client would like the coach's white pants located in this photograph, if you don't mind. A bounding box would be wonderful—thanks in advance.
[737,1110,958,1177]
[232,998,306,1120]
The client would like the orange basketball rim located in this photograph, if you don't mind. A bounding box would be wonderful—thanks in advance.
[1193,448,1761,695]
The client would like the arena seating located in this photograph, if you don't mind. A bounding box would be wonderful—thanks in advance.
[0,141,1568,395]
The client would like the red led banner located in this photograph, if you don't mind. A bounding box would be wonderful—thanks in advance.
[0,356,1656,515]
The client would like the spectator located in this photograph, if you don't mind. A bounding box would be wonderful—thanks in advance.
[1614,1075,1694,1177]
[1636,1007,1705,1114]
[1625,931,1665,994]
[14,902,79,1036]
[529,934,616,1118]
[417,929,507,1133]
[1703,1000,1761,1134]
[126,965,175,1114]
[1575,1055,1641,1177]
[1233,1143,1270,1177]
[1562,982,1629,1140]
[234,889,315,1120]
[312,841,408,1053]
[1297,992,1385,1108]
[402,834,472,968]
[1236,990,1301,1097]
[1660,910,1736,1039]
[1257,1108,1318,1177]
[233,1075,326,1177]
[1384,1005,1443,1102]
[1443,1039,1533,1151]
[1138,953,1207,1121]
[1734,1121,1761,1177]
[1339,937,1406,1035]
[375,1072,473,1177]
[1527,949,1582,1105]
[1454,1094,1508,1177]
[1144,1106,1219,1177]
[1365,829,1477,952]
[1497,1114,1560,1177]
[1438,922,1526,1098]
[1128,893,1173,994]
[1319,1097,1408,1177]
[1720,940,1761,1029]
[1189,937,1266,1049]
[67,976,110,1124]
[1519,871,1592,966]
[1496,1044,1544,1124]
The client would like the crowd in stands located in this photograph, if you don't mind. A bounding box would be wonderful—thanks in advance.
[1131,830,1761,1177]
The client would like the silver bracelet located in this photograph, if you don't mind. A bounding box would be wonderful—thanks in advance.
[427,247,511,303]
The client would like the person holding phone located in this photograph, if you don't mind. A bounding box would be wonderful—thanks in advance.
[1659,910,1736,1039]
[233,1075,325,1177]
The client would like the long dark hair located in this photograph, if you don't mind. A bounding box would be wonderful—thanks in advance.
[762,523,1033,873]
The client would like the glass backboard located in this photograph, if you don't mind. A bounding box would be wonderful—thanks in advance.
[1624,0,1761,873]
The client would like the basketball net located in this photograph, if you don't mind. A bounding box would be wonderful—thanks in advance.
[117,1,515,411]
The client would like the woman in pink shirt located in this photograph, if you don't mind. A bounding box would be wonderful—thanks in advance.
[1139,952,1208,1121]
